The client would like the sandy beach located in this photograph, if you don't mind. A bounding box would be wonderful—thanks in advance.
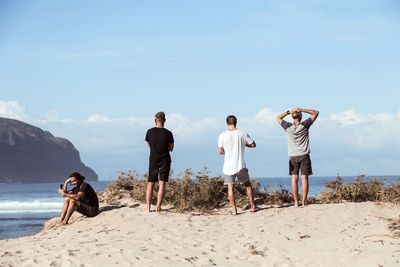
[0,201,399,267]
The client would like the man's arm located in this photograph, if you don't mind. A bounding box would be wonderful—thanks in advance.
[246,142,256,148]
[276,110,291,125]
[62,178,70,193]
[300,108,319,122]
[58,189,84,201]
[218,147,225,155]
[168,142,174,152]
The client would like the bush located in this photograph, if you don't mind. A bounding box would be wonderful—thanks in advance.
[319,175,400,203]
[99,169,400,213]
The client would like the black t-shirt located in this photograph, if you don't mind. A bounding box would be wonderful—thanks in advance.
[145,127,174,167]
[72,182,99,208]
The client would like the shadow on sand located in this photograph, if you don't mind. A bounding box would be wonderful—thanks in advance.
[98,203,140,214]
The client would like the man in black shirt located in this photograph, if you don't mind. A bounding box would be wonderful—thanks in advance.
[57,172,99,226]
[145,111,174,212]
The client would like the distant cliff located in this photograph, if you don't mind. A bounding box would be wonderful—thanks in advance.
[0,117,98,183]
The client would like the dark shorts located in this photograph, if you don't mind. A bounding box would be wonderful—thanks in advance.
[75,202,98,217]
[289,154,313,176]
[148,161,171,182]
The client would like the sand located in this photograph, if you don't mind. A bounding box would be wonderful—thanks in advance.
[0,202,399,267]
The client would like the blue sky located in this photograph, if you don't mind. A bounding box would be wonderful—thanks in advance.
[1,0,399,179]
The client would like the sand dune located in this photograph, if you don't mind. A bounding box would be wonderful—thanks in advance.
[1,202,399,266]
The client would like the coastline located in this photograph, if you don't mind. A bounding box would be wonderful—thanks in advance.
[1,201,399,266]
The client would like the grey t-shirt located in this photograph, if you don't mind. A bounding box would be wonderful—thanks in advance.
[280,117,313,157]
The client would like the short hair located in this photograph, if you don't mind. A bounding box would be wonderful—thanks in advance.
[226,115,237,126]
[291,112,302,120]
[69,172,85,182]
[155,111,166,123]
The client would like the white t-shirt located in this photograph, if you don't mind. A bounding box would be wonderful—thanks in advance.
[218,130,254,175]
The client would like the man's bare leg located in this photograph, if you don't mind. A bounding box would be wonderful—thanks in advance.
[291,174,299,207]
[156,181,166,212]
[59,198,78,225]
[57,198,70,224]
[244,181,259,212]
[301,175,309,206]
[227,184,237,215]
[146,182,155,212]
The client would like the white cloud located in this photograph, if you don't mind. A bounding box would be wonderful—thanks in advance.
[87,114,112,123]
[2,102,400,177]
[0,101,29,120]
[330,109,369,126]
[324,109,400,148]
[255,108,278,124]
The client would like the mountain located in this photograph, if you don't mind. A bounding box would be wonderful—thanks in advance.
[0,117,98,183]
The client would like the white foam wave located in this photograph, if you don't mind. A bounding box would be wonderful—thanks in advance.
[0,200,63,213]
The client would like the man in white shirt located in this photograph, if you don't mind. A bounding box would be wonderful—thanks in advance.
[218,115,259,215]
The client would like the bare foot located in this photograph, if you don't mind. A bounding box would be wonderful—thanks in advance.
[251,206,260,212]
[302,202,307,207]
[231,207,237,215]
[156,207,162,212]
[294,202,299,207]
[56,221,68,228]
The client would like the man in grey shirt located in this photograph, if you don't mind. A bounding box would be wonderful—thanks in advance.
[276,107,319,207]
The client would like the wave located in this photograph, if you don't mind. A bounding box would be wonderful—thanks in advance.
[0,200,62,213]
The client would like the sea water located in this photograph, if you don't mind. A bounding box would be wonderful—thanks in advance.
[0,176,398,240]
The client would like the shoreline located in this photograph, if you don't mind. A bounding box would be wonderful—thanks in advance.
[1,202,399,266]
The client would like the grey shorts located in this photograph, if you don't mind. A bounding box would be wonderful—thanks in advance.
[224,168,250,185]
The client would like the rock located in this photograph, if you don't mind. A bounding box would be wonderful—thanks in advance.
[0,117,97,183]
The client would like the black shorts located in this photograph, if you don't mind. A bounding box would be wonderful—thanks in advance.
[289,154,313,176]
[75,202,98,217]
[148,162,171,182]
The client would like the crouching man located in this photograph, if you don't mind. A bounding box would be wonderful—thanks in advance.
[57,172,99,226]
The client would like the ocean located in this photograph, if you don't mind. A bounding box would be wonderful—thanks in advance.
[0,175,398,240]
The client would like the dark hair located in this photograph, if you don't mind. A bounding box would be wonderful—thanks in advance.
[69,172,85,182]
[226,115,237,126]
[155,111,166,123]
[291,112,302,120]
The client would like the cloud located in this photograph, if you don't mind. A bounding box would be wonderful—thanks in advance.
[2,101,399,177]
[324,109,400,147]
[0,101,29,120]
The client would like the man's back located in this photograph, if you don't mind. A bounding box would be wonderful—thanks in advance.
[281,117,313,156]
[218,130,253,175]
[145,127,174,166]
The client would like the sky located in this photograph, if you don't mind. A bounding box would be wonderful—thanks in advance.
[1,0,399,180]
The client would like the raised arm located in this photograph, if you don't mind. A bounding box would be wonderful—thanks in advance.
[276,110,291,125]
[300,108,319,122]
